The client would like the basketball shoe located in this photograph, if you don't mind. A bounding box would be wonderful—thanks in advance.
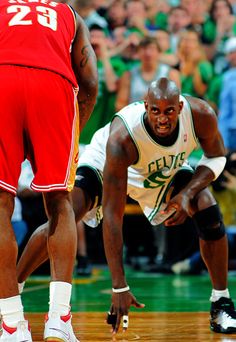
[0,320,32,341]
[210,297,236,333]
[44,311,79,342]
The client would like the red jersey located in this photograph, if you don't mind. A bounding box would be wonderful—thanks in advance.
[0,0,78,87]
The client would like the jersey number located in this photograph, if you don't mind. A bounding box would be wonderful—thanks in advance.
[7,5,57,31]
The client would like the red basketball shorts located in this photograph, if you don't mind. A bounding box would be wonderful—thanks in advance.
[0,65,79,195]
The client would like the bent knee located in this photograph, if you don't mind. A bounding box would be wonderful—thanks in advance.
[194,188,217,212]
[193,204,225,241]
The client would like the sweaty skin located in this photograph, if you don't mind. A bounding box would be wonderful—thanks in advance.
[102,77,226,333]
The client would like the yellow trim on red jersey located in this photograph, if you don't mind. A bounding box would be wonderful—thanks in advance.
[66,89,79,192]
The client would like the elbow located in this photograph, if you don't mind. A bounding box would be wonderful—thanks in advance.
[82,78,98,99]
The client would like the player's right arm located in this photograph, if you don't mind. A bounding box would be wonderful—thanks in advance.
[102,117,145,333]
[71,13,98,131]
[165,97,226,226]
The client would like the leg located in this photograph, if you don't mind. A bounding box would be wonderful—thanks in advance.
[0,191,32,341]
[43,190,79,342]
[76,220,92,276]
[193,188,227,290]
[17,222,49,284]
[17,186,93,283]
[0,191,18,297]
[199,236,228,290]
[43,190,77,282]
[193,188,236,333]
[77,220,87,257]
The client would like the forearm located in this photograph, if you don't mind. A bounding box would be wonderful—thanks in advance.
[193,67,207,97]
[77,81,97,131]
[103,220,127,288]
[183,166,215,201]
[159,53,179,67]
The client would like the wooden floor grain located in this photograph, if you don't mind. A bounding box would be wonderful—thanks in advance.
[26,312,236,342]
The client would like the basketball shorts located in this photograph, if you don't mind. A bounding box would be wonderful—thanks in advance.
[75,166,103,228]
[0,65,79,195]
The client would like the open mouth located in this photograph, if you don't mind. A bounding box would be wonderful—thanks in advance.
[157,124,170,134]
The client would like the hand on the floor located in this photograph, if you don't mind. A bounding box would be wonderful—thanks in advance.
[107,292,145,334]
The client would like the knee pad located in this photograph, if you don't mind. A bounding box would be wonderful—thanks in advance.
[193,205,225,241]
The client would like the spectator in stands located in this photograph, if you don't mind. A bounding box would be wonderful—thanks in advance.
[125,0,150,37]
[181,0,210,43]
[106,0,127,33]
[167,6,191,53]
[218,36,236,153]
[116,36,180,110]
[70,0,109,32]
[177,29,213,98]
[156,29,179,67]
[229,0,236,14]
[145,0,170,31]
[205,0,236,74]
[80,24,126,145]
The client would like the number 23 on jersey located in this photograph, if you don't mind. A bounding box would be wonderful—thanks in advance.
[7,5,57,31]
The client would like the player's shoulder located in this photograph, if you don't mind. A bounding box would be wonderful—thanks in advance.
[184,95,216,119]
[184,95,218,138]
[116,101,145,118]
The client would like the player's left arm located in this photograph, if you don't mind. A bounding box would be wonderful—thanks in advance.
[164,97,226,225]
[179,97,226,200]
[71,12,98,131]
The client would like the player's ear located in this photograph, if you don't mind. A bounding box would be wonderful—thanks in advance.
[178,101,184,114]
[144,101,148,111]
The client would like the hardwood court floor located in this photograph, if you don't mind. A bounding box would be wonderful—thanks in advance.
[26,312,236,341]
[22,267,236,341]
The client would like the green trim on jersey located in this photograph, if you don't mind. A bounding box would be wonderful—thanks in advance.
[147,166,193,223]
[115,112,142,166]
[182,96,199,147]
[148,185,166,222]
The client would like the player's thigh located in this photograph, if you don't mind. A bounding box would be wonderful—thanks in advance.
[0,66,25,193]
[26,70,79,191]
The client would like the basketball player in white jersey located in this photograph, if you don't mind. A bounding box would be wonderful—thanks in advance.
[17,78,236,337]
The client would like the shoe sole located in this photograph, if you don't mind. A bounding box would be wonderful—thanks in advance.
[211,323,236,334]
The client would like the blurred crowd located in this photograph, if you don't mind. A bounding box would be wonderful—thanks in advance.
[15,0,236,276]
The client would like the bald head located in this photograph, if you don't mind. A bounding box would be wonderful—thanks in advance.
[148,77,180,101]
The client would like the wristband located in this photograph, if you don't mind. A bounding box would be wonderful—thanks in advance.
[112,286,130,293]
[197,155,226,180]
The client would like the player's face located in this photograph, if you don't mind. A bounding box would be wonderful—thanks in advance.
[145,96,183,138]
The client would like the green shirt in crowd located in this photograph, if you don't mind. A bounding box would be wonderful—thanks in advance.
[80,57,127,145]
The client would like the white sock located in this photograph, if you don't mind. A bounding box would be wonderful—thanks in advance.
[0,295,25,327]
[49,281,72,316]
[210,288,230,302]
[18,282,25,294]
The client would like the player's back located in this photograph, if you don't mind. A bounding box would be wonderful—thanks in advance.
[0,0,77,86]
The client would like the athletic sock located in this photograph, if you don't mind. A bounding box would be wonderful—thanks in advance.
[0,295,25,327]
[49,281,72,316]
[18,282,25,294]
[210,288,230,302]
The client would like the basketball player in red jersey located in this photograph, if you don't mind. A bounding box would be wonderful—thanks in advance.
[0,0,98,341]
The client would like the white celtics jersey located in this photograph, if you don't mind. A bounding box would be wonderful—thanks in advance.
[78,122,110,172]
[116,96,198,225]
[79,96,198,226]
